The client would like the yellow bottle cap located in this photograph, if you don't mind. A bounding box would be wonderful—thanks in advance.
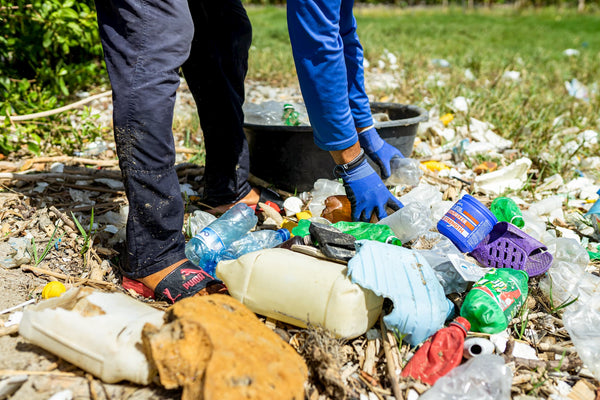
[42,281,66,299]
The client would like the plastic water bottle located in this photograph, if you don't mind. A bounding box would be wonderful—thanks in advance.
[460,268,529,334]
[220,229,291,261]
[386,158,423,187]
[184,203,258,277]
[490,197,524,228]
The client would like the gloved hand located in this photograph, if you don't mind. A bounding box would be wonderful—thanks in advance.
[334,151,403,222]
[358,126,404,179]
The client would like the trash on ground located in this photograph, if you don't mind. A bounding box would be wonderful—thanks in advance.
[347,241,453,346]
[18,287,165,384]
[216,248,383,339]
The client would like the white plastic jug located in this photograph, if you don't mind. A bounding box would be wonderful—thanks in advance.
[216,248,383,339]
[19,287,164,384]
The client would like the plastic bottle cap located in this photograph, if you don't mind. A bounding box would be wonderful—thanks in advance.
[277,228,291,242]
[42,281,66,299]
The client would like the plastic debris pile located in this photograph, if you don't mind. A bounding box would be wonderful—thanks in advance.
[1,93,600,400]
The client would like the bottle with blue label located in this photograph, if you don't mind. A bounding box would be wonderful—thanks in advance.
[185,203,258,277]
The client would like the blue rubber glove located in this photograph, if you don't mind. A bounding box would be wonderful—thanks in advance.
[334,152,404,222]
[358,127,404,179]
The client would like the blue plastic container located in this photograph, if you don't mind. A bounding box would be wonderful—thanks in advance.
[437,194,497,253]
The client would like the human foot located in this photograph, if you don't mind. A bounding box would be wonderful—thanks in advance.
[205,187,283,215]
[124,259,228,303]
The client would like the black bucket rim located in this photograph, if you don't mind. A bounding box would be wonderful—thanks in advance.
[243,102,428,131]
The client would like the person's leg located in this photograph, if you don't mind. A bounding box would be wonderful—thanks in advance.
[339,0,373,130]
[181,0,253,207]
[95,0,190,278]
[287,0,358,152]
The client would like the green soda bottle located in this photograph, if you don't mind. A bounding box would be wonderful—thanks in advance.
[490,197,524,228]
[282,103,300,126]
[460,268,529,334]
[291,220,401,246]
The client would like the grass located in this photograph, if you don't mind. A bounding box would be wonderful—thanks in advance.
[246,5,600,179]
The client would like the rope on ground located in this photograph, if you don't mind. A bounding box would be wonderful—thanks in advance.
[0,91,112,123]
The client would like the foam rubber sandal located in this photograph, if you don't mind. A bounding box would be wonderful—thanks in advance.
[122,261,228,304]
[469,222,553,277]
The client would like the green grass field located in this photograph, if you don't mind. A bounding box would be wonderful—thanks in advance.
[247,6,600,179]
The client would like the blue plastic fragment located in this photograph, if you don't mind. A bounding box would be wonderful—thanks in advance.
[347,240,454,346]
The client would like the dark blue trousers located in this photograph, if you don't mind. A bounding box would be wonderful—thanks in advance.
[95,0,252,278]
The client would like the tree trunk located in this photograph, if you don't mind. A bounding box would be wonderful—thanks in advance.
[578,0,585,12]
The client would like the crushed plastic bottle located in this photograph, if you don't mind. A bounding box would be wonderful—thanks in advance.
[563,293,600,380]
[386,158,423,187]
[539,238,600,306]
[401,317,470,385]
[377,202,433,243]
[220,229,291,261]
[74,138,108,157]
[490,197,524,228]
[243,101,309,126]
[460,268,529,334]
[419,354,513,400]
[185,203,257,277]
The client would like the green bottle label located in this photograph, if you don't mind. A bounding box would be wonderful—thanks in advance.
[471,270,525,319]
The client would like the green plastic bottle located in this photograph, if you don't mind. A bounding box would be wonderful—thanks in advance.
[332,221,402,245]
[490,197,524,228]
[282,104,300,126]
[291,220,401,246]
[460,268,529,334]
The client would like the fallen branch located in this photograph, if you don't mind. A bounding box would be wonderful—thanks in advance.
[502,338,582,371]
[0,325,19,337]
[0,91,112,123]
[380,315,403,400]
[0,220,32,243]
[0,370,79,377]
[249,174,294,199]
[536,342,576,355]
[20,265,116,290]
[49,206,77,232]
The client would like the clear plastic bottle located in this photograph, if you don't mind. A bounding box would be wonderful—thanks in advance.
[386,157,423,187]
[184,203,258,277]
[220,229,291,261]
[377,201,433,243]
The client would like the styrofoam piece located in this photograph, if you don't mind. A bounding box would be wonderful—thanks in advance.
[347,241,453,346]
[474,157,531,196]
[19,287,164,384]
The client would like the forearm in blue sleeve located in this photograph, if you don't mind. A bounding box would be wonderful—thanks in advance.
[287,0,358,151]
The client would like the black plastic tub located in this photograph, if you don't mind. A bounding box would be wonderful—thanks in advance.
[244,102,428,193]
